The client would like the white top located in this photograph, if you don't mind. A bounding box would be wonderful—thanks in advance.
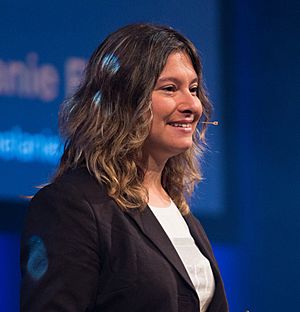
[148,201,215,312]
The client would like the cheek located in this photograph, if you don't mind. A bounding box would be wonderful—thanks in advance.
[151,97,174,122]
[152,108,167,124]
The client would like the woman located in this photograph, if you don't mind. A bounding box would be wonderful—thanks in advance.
[20,23,228,311]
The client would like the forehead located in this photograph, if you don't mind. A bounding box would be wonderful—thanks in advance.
[158,52,196,78]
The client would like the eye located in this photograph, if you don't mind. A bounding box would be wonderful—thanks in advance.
[189,85,198,95]
[161,85,177,92]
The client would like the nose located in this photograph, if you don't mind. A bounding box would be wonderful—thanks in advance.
[177,90,203,117]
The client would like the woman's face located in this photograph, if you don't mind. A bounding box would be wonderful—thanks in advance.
[143,52,203,163]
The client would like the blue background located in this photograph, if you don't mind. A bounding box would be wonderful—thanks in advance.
[0,0,299,311]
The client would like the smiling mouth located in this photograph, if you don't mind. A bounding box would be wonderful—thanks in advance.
[168,122,192,128]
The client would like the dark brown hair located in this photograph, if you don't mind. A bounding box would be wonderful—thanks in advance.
[55,23,212,214]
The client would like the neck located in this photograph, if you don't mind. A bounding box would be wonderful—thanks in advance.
[142,155,170,207]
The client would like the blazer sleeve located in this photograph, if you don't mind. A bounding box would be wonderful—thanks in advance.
[20,180,101,311]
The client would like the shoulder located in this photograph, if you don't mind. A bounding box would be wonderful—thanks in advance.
[26,168,103,226]
[32,167,109,208]
[27,167,124,233]
[23,168,109,258]
[25,167,115,237]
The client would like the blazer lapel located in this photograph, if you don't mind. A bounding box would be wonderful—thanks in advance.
[184,213,228,311]
[184,214,215,262]
[184,214,221,276]
[125,206,196,292]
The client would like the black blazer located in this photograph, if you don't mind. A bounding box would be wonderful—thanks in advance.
[20,168,228,312]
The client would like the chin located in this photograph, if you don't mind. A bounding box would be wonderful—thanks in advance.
[176,140,194,151]
[168,144,193,157]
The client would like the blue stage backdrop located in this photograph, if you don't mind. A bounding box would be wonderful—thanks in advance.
[0,0,225,217]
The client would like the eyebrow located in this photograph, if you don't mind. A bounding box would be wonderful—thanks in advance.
[156,76,198,85]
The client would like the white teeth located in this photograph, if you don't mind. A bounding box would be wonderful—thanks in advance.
[169,123,191,128]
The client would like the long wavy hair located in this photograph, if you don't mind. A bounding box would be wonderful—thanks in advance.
[55,23,212,215]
